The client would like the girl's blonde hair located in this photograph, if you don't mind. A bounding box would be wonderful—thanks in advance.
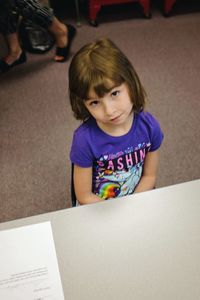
[69,38,146,121]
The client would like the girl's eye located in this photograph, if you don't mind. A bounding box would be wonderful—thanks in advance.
[111,90,120,97]
[89,100,99,107]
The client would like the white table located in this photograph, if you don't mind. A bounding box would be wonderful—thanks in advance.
[0,179,200,300]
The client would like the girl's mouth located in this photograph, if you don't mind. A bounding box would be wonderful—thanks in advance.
[110,115,121,122]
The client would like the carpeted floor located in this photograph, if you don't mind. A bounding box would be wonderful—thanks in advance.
[0,0,200,222]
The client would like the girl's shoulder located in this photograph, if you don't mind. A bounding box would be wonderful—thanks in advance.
[135,110,162,131]
[137,110,159,123]
[70,119,103,167]
[74,118,96,135]
[135,111,164,151]
[73,118,102,145]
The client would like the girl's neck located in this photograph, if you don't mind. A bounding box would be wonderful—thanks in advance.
[96,112,134,137]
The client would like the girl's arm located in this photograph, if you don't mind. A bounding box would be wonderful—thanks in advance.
[73,164,102,205]
[134,150,160,193]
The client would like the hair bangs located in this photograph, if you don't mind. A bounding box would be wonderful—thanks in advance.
[87,72,124,99]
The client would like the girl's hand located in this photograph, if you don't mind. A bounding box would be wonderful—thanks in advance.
[73,165,102,205]
[134,150,160,193]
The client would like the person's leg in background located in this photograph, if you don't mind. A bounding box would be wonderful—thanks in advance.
[48,16,76,62]
[4,32,26,65]
[0,2,26,71]
[0,0,77,72]
[15,0,76,62]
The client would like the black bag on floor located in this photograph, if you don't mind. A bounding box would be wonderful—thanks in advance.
[18,18,55,54]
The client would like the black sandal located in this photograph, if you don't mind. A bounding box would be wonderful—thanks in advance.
[0,51,27,73]
[55,24,77,62]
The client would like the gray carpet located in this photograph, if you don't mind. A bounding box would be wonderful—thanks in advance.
[0,2,200,222]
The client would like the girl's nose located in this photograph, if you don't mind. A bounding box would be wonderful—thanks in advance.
[104,101,115,116]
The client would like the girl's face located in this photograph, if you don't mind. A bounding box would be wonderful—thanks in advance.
[84,83,134,136]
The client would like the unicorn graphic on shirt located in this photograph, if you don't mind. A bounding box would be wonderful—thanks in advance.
[97,162,143,199]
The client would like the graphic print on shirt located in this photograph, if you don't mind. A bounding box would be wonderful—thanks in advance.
[93,142,151,199]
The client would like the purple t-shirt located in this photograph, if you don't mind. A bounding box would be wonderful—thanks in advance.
[70,111,164,199]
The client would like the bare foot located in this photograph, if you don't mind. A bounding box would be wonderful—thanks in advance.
[4,49,23,65]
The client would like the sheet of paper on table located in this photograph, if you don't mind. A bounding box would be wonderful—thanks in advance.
[0,221,65,300]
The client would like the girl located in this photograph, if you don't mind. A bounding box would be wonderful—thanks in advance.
[69,38,164,205]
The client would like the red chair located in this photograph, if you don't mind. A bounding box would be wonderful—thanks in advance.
[88,0,151,26]
[163,0,176,16]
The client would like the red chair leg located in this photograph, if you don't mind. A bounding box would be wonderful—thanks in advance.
[164,0,176,15]
[139,0,150,17]
[89,0,101,25]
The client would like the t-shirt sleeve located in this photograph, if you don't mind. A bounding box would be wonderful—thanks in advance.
[145,112,164,151]
[70,129,93,168]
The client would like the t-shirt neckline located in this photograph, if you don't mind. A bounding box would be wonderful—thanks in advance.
[92,113,137,139]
